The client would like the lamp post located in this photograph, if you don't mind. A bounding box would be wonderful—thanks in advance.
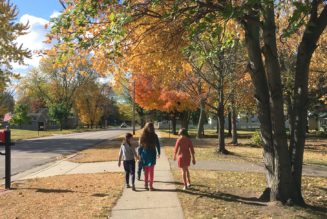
[132,81,136,135]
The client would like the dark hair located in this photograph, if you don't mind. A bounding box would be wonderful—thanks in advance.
[124,133,133,146]
[140,122,157,149]
[178,128,188,136]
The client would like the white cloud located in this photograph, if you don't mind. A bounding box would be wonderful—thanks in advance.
[12,14,51,71]
[50,11,61,19]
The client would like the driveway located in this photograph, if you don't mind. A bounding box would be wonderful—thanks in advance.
[0,129,128,178]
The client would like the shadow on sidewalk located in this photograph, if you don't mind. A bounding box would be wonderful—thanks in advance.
[144,184,267,207]
[153,180,208,188]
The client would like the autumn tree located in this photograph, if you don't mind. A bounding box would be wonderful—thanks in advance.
[0,0,31,92]
[74,80,110,128]
[33,55,95,128]
[16,69,48,113]
[49,0,327,204]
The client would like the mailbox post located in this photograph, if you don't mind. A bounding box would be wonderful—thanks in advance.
[5,128,11,189]
[0,127,12,189]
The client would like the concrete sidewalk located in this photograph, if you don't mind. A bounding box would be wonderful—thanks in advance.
[169,160,327,178]
[1,148,185,219]
[110,148,184,219]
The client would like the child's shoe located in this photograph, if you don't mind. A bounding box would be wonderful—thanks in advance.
[187,183,191,188]
[183,186,187,190]
[144,184,149,190]
[137,175,141,181]
[126,184,131,188]
[132,185,136,191]
[149,187,154,191]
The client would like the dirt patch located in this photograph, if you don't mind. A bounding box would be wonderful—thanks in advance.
[172,170,327,219]
[0,173,124,219]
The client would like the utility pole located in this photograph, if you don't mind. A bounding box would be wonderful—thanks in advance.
[132,81,136,135]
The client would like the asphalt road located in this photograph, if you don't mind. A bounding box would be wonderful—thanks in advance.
[0,129,129,179]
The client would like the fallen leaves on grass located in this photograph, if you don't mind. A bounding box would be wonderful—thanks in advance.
[172,170,327,219]
[68,134,143,163]
[163,135,327,166]
[68,142,121,163]
[0,173,124,219]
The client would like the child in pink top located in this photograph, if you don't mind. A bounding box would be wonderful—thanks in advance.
[173,128,196,190]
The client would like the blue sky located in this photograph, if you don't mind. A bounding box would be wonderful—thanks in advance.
[11,0,63,72]
[12,0,63,20]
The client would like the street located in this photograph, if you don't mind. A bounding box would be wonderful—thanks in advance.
[0,129,128,178]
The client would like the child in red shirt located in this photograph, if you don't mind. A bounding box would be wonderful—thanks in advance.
[173,128,196,190]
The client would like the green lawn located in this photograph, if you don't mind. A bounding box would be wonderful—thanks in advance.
[9,128,104,141]
[159,128,256,138]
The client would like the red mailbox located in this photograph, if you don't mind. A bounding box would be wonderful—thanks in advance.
[0,130,5,144]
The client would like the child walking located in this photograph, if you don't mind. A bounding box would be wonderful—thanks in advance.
[139,122,161,191]
[118,133,138,191]
[173,128,196,190]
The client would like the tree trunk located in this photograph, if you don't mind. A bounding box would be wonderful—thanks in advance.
[172,114,177,135]
[217,89,227,154]
[286,95,296,164]
[262,3,292,202]
[291,5,327,205]
[231,105,238,145]
[197,98,206,139]
[228,111,232,137]
[180,111,189,130]
[242,15,276,202]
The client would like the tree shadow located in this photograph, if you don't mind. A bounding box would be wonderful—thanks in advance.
[149,182,266,207]
[303,204,327,218]
[36,188,74,193]
[92,193,109,197]
[11,187,75,193]
[181,187,267,207]
[153,180,209,188]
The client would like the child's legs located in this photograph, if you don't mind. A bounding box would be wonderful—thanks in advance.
[137,161,143,177]
[186,168,191,184]
[149,165,155,188]
[123,161,130,185]
[144,166,150,186]
[129,160,136,185]
[181,167,188,186]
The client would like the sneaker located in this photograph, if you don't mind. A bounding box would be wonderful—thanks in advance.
[183,186,187,190]
[126,184,131,188]
[144,184,149,190]
[149,187,154,191]
[132,185,136,191]
[137,175,141,181]
[187,183,191,188]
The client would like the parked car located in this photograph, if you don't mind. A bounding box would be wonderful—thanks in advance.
[120,122,127,128]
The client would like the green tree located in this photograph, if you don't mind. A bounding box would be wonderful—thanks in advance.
[0,0,31,92]
[11,104,30,128]
[48,103,70,130]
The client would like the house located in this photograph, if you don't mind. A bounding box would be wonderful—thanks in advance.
[308,111,327,132]
[13,108,59,130]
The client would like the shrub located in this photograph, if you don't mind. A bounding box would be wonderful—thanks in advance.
[250,130,263,147]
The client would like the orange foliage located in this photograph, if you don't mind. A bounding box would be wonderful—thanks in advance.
[133,74,196,112]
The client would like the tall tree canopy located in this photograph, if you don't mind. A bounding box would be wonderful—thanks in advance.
[0,0,31,91]
[49,0,327,205]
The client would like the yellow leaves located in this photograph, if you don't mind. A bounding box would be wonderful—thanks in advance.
[108,12,115,22]
[79,71,88,77]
